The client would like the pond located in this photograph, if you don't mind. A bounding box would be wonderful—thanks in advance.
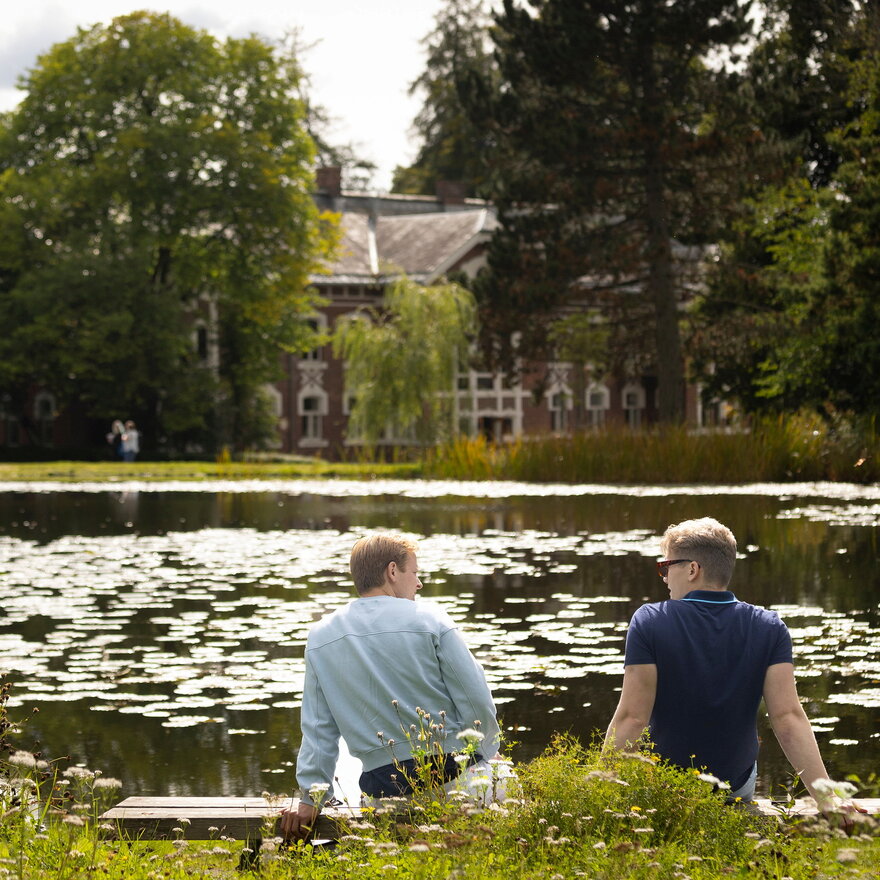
[1,478,879,802]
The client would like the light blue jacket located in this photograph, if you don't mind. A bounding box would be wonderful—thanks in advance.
[296,596,499,804]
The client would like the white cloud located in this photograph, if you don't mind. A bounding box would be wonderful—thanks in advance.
[0,0,447,190]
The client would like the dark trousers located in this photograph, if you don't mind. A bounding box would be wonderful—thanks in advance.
[359,752,482,798]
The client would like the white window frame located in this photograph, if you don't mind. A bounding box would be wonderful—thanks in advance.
[622,383,646,429]
[297,390,328,447]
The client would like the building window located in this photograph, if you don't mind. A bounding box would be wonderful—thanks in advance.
[195,325,209,361]
[622,383,646,428]
[301,317,325,361]
[548,388,571,432]
[300,395,325,440]
[33,392,56,445]
[585,383,610,428]
[475,374,494,391]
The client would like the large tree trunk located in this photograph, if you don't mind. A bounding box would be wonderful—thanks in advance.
[642,48,685,425]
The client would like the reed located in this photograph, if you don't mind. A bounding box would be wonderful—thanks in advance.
[425,414,880,484]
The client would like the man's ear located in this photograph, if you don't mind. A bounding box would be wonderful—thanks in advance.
[386,561,397,581]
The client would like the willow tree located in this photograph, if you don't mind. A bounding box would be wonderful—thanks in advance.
[333,277,477,446]
[0,12,333,451]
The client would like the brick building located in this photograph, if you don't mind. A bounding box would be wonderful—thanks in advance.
[272,168,720,457]
[0,167,724,457]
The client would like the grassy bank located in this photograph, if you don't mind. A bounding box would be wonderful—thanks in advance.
[425,415,880,484]
[0,458,420,483]
[2,724,878,880]
[1,415,877,485]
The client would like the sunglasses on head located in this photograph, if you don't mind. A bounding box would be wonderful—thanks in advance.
[656,559,693,578]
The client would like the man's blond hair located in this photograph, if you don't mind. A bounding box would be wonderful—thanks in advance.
[350,534,418,595]
[660,517,737,587]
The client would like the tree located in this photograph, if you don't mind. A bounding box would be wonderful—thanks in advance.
[391,0,497,197]
[690,2,880,417]
[0,12,335,451]
[458,0,759,423]
[332,276,477,445]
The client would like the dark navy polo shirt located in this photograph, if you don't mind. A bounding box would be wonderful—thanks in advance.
[624,589,792,790]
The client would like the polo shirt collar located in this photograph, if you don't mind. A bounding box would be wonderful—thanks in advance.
[681,589,738,604]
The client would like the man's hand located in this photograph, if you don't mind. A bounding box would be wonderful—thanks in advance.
[818,798,868,835]
[279,801,320,842]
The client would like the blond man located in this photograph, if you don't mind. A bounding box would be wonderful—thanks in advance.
[281,533,499,840]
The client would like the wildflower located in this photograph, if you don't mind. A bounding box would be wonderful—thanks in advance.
[391,700,398,708]
[812,778,858,800]
[457,728,484,746]
[63,815,85,826]
[593,841,606,850]
[377,731,385,741]
[408,843,430,852]
[633,827,655,834]
[453,754,470,765]
[696,772,731,790]
[94,777,122,789]
[836,849,858,863]
[7,751,37,769]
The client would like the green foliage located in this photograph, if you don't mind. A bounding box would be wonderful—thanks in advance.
[691,5,880,420]
[5,694,878,880]
[332,276,477,446]
[458,0,759,424]
[391,0,497,197]
[0,12,334,452]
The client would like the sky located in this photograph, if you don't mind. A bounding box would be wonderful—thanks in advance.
[0,0,449,191]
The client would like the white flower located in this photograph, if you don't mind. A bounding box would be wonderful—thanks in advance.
[94,778,122,790]
[309,782,331,798]
[8,751,38,769]
[457,728,484,745]
[696,772,731,790]
[453,754,470,765]
[812,778,858,800]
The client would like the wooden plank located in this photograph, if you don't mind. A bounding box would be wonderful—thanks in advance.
[101,797,357,841]
[100,796,880,841]
[751,797,880,817]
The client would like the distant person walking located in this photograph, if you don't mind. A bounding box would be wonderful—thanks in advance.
[106,420,124,460]
[121,421,139,462]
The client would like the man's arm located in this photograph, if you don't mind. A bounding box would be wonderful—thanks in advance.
[437,628,501,754]
[764,663,865,832]
[763,663,831,800]
[281,656,340,841]
[604,664,657,751]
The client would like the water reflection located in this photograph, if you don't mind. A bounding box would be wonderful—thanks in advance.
[0,481,878,799]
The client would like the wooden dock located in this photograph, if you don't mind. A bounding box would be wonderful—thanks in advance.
[100,795,880,842]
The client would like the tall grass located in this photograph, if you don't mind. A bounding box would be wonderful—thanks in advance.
[425,414,880,483]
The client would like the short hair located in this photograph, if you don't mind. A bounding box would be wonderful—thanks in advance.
[660,517,737,587]
[350,534,417,595]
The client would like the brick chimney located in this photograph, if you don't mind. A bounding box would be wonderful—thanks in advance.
[436,180,467,206]
[316,166,342,197]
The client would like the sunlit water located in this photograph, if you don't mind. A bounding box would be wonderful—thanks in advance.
[1,479,878,800]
